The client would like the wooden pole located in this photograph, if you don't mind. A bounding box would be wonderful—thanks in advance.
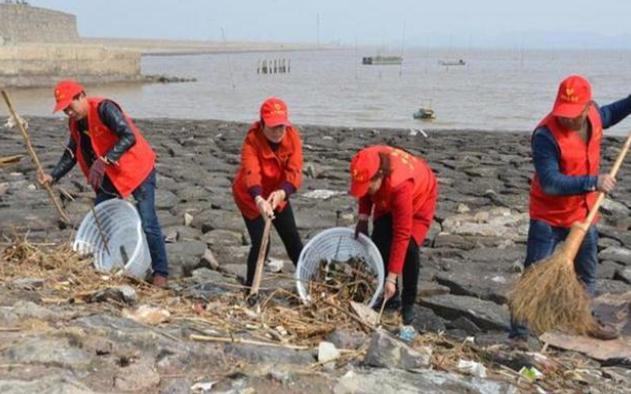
[1,90,70,224]
[249,217,271,297]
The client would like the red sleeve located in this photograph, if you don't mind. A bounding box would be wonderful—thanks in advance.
[241,134,262,192]
[284,128,303,190]
[387,180,414,274]
[358,195,373,216]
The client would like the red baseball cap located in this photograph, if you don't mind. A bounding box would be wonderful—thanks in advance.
[349,148,381,198]
[53,80,84,113]
[260,97,290,127]
[552,75,592,118]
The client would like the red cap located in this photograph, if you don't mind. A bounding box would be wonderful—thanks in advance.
[552,75,592,118]
[349,148,381,198]
[53,80,84,113]
[260,97,290,127]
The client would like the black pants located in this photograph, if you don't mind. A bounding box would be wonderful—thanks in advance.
[243,201,303,287]
[371,214,420,306]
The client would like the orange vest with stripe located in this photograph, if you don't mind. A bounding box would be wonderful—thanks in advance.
[69,97,156,198]
[529,105,602,227]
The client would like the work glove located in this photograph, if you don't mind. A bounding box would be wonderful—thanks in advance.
[355,219,369,239]
[88,158,108,191]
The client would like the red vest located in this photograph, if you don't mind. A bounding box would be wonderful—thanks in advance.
[529,104,602,227]
[371,146,437,224]
[69,97,156,198]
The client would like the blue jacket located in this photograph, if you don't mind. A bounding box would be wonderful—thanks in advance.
[532,95,631,195]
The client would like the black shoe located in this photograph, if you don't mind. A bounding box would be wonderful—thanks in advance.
[401,304,415,325]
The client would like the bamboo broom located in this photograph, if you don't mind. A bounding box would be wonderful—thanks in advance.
[509,128,631,335]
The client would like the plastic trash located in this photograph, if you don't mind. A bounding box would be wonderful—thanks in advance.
[519,366,543,381]
[399,325,418,343]
[295,227,384,307]
[73,199,151,279]
[457,359,487,378]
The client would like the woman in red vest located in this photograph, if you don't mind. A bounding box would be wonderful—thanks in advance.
[350,145,438,324]
[37,80,169,287]
[510,75,631,346]
[232,97,304,288]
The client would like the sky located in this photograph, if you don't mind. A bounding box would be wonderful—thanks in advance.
[26,0,631,49]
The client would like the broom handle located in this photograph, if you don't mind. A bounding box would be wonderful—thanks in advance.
[564,128,631,256]
[1,90,71,224]
[249,217,271,296]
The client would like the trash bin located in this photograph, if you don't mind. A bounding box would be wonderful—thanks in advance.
[73,199,151,279]
[296,227,384,307]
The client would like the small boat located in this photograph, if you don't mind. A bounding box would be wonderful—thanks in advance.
[438,59,466,66]
[413,107,436,120]
[362,56,403,65]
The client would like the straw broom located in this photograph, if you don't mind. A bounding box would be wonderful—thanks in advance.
[509,128,631,335]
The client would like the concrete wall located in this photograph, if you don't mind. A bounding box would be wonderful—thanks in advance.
[0,4,79,44]
[0,44,142,87]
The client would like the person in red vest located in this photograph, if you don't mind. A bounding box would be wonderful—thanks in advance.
[37,80,169,287]
[232,97,304,288]
[510,75,631,346]
[350,145,438,325]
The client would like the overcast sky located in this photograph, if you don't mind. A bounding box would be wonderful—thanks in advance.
[27,0,631,49]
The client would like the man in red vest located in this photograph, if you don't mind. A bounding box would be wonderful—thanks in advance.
[37,80,169,287]
[510,75,631,347]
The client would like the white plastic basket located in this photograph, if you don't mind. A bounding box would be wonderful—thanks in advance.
[73,199,151,279]
[296,227,384,307]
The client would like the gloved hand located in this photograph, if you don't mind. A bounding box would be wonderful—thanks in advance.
[88,157,108,190]
[355,219,369,239]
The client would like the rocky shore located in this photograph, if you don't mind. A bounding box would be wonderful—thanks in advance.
[0,117,630,393]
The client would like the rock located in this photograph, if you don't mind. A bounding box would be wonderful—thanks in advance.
[4,337,93,369]
[595,279,631,295]
[599,247,631,266]
[114,359,161,391]
[160,378,193,394]
[615,267,631,284]
[202,229,243,247]
[449,317,482,335]
[408,306,446,333]
[11,300,56,320]
[334,368,517,394]
[10,277,44,289]
[434,261,511,304]
[88,285,137,304]
[598,261,620,279]
[156,189,179,209]
[420,294,510,331]
[318,341,340,364]
[441,208,528,241]
[268,368,293,385]
[0,373,94,394]
[184,212,194,226]
[326,329,368,350]
[166,240,208,277]
[417,281,450,298]
[224,343,314,365]
[599,236,623,250]
[602,198,630,217]
[363,329,432,370]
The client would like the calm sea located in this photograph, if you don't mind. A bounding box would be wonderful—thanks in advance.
[5,48,631,134]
